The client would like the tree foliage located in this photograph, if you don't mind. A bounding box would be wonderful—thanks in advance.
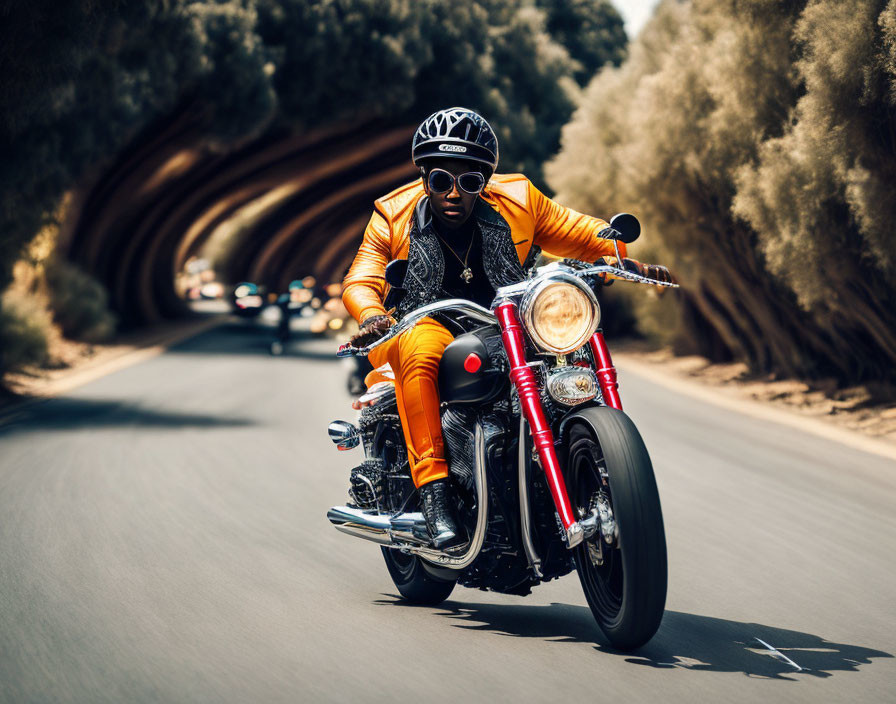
[0,1,276,293]
[548,0,896,383]
[1,0,628,374]
[536,0,627,84]
[254,0,626,184]
[0,0,626,281]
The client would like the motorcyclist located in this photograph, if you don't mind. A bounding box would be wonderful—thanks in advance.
[271,279,305,355]
[342,107,671,547]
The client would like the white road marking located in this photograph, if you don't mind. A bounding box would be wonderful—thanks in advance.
[754,637,804,671]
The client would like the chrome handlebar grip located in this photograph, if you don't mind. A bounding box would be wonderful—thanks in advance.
[336,299,498,357]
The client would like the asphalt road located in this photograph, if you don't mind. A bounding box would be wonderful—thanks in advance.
[1,322,894,703]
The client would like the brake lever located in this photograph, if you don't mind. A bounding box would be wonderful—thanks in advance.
[578,265,679,288]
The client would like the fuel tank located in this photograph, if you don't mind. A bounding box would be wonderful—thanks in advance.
[438,330,508,405]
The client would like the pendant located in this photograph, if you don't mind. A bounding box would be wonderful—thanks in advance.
[461,267,474,283]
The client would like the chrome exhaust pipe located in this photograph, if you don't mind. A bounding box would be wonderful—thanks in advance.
[327,422,490,570]
[327,506,430,546]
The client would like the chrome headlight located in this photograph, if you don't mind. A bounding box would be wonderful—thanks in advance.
[521,273,600,355]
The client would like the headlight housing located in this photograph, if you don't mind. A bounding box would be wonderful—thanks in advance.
[521,273,600,355]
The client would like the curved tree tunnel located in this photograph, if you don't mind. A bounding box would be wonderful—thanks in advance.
[59,111,416,326]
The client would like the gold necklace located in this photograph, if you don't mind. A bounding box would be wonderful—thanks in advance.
[436,230,476,283]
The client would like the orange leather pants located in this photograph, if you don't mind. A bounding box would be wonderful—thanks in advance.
[368,318,453,488]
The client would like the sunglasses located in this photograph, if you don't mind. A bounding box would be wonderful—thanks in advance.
[426,168,486,195]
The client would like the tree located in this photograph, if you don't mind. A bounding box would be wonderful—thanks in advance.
[536,0,627,84]
[548,0,896,383]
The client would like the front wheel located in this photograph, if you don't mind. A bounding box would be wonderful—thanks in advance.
[381,548,457,605]
[566,407,667,650]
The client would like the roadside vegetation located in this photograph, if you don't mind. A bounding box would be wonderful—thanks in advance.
[548,0,896,385]
[0,217,116,382]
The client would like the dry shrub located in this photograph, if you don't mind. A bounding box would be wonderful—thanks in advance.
[0,222,116,381]
[0,292,50,374]
[45,260,117,343]
[733,0,896,380]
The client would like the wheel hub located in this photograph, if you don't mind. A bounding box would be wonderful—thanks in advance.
[579,491,618,547]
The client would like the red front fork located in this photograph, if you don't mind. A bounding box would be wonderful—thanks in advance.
[495,302,580,540]
[589,331,622,410]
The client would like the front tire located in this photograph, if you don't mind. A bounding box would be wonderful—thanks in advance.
[566,407,667,650]
[381,548,456,605]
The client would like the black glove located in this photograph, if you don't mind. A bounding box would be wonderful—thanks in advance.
[349,314,394,348]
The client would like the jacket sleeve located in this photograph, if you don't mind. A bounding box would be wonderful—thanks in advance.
[342,209,391,323]
[529,181,627,261]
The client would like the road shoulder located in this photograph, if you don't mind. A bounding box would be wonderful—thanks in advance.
[615,351,896,463]
[0,315,225,423]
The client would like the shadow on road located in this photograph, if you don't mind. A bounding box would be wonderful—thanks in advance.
[618,610,892,680]
[375,596,891,680]
[0,397,255,434]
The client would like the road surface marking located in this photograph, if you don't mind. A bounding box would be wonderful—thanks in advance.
[754,637,803,671]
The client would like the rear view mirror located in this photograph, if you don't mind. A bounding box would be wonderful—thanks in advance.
[328,420,361,451]
[609,213,641,244]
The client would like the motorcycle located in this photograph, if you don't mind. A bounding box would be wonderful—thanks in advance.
[326,214,676,650]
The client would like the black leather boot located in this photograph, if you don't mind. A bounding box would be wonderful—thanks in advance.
[418,479,460,548]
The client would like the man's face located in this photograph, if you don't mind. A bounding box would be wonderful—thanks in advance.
[422,159,485,230]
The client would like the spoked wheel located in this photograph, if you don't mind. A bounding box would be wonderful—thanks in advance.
[566,407,667,650]
[381,548,457,605]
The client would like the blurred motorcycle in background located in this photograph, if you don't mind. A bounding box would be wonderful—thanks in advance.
[231,281,266,318]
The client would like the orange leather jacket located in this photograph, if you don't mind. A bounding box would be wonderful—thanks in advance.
[342,173,627,323]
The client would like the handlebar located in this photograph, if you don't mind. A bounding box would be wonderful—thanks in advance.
[337,299,497,357]
[336,263,677,358]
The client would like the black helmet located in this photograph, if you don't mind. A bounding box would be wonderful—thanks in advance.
[412,107,499,172]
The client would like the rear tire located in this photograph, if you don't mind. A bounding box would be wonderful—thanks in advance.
[381,548,456,605]
[566,407,667,650]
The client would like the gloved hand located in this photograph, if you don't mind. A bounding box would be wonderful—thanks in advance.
[349,314,394,348]
[631,259,674,284]
[597,257,676,285]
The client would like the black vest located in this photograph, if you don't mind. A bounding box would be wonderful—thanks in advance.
[397,197,538,318]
